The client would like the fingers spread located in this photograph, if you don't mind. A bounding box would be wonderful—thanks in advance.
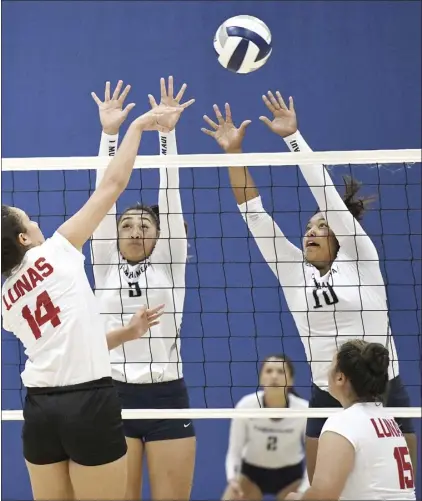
[104,81,111,102]
[148,94,159,109]
[213,104,224,124]
[201,128,215,137]
[267,91,280,110]
[225,103,233,124]
[122,103,136,117]
[91,92,102,106]
[181,98,195,109]
[262,95,276,113]
[112,80,123,100]
[239,120,252,132]
[118,84,131,104]
[276,91,288,110]
[175,83,187,102]
[167,76,174,99]
[160,77,167,99]
[259,116,273,128]
[203,115,218,130]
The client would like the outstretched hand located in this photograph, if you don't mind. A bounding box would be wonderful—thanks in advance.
[201,103,251,153]
[126,304,165,341]
[260,91,298,138]
[147,76,195,132]
[91,80,136,135]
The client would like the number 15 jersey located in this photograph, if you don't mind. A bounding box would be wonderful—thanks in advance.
[1,232,111,388]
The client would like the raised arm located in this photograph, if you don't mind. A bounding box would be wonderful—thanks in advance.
[202,103,305,287]
[58,87,185,250]
[148,78,195,275]
[91,81,135,284]
[260,91,379,262]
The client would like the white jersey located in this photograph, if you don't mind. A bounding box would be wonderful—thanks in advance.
[92,131,187,384]
[225,391,308,481]
[322,403,416,500]
[1,232,111,387]
[238,131,399,390]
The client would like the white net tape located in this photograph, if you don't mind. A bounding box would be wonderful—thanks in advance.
[2,408,421,421]
[3,149,421,171]
[2,148,421,422]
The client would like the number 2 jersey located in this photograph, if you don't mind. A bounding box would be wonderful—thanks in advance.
[225,391,308,481]
[321,403,415,499]
[91,130,187,384]
[1,232,111,387]
[238,130,399,390]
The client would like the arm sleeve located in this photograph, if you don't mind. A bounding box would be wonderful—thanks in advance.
[284,130,379,262]
[238,196,305,287]
[225,416,248,482]
[91,132,120,289]
[151,130,187,282]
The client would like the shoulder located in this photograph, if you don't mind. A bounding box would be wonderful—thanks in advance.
[48,232,85,261]
[322,407,362,448]
[288,393,309,409]
[235,391,263,409]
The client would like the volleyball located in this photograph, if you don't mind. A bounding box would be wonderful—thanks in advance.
[213,15,272,74]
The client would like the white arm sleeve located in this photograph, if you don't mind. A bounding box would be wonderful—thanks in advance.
[225,416,248,482]
[284,131,379,262]
[238,196,305,287]
[152,130,187,284]
[91,132,120,290]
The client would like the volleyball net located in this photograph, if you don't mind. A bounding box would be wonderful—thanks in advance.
[1,149,421,421]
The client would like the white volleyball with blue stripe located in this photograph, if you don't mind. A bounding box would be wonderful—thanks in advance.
[213,15,272,74]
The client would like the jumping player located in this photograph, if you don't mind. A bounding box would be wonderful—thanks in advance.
[201,96,416,482]
[0,100,181,500]
[222,354,308,501]
[91,78,195,500]
[286,340,416,500]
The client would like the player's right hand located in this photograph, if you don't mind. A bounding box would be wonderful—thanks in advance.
[91,80,136,135]
[201,103,251,153]
[126,304,165,340]
[228,478,244,499]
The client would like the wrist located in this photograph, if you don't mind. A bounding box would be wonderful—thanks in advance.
[102,127,120,136]
[225,148,242,154]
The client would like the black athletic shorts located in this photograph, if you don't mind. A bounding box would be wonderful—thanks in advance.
[306,375,415,438]
[114,378,195,442]
[23,377,127,466]
[241,461,304,495]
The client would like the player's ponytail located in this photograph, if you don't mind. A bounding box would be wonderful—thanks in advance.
[336,340,389,402]
[342,176,376,221]
[1,205,27,277]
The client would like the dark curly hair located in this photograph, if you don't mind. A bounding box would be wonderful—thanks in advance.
[316,175,376,221]
[1,205,27,277]
[336,340,389,402]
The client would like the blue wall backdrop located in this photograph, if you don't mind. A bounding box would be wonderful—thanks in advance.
[2,1,421,499]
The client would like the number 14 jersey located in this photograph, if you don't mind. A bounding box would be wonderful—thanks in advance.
[2,232,111,388]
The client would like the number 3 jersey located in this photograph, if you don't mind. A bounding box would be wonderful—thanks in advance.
[321,403,416,500]
[91,130,187,384]
[1,232,111,387]
[225,391,308,481]
[238,131,399,390]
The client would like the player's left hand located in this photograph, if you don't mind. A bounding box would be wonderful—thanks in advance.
[91,80,136,135]
[126,304,165,341]
[259,91,298,138]
[148,76,195,132]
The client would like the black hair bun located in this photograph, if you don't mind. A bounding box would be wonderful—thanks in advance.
[362,343,389,376]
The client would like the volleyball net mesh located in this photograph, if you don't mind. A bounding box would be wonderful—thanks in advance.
[1,149,421,421]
